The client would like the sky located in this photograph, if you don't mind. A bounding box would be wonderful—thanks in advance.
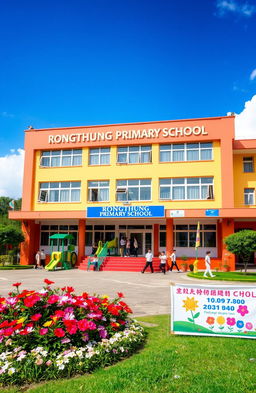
[0,0,256,198]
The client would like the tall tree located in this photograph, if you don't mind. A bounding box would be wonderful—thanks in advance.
[224,230,256,273]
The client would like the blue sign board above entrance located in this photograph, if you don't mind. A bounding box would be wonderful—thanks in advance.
[87,206,165,218]
[205,209,219,217]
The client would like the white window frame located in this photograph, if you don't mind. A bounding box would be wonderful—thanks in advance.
[88,181,110,202]
[117,145,152,164]
[159,142,213,163]
[244,188,255,205]
[174,224,217,248]
[116,179,151,202]
[243,157,254,173]
[39,182,81,203]
[89,148,110,166]
[159,177,214,200]
[40,149,82,167]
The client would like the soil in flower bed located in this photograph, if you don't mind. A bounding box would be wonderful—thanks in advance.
[0,280,145,386]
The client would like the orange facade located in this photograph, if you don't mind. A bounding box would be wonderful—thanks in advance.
[9,115,256,271]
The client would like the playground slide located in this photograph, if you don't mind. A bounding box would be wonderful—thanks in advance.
[98,242,109,257]
[107,237,117,249]
[45,252,62,271]
[95,241,103,256]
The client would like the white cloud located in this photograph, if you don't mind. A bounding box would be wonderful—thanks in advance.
[250,69,256,81]
[0,149,24,198]
[1,111,14,118]
[216,0,256,17]
[235,95,256,139]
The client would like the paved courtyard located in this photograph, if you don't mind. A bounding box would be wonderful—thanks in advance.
[0,269,254,316]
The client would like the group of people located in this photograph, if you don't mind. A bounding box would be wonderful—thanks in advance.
[141,249,179,274]
[119,236,138,257]
[141,249,214,276]
[35,249,46,269]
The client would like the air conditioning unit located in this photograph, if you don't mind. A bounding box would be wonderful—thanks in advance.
[38,190,48,202]
[206,185,214,200]
[116,187,128,194]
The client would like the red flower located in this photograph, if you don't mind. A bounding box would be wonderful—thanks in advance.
[44,279,55,285]
[117,292,124,298]
[107,304,120,316]
[54,328,65,337]
[64,320,77,335]
[77,319,89,331]
[31,313,42,321]
[66,286,74,293]
[54,310,65,318]
[3,328,14,336]
[12,282,22,288]
[19,329,30,335]
[24,294,41,308]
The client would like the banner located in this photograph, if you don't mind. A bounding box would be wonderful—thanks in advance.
[171,283,256,339]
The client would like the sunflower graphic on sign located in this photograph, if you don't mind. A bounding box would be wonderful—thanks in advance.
[182,297,200,323]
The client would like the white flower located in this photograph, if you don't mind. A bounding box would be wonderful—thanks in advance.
[8,367,16,375]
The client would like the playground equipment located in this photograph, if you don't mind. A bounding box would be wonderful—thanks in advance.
[46,234,77,271]
[87,238,118,270]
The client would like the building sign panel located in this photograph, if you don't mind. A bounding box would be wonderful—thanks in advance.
[170,210,185,218]
[171,283,256,339]
[205,209,219,217]
[87,205,165,218]
[48,126,208,144]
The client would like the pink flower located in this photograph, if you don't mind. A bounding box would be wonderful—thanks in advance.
[46,360,52,366]
[237,305,249,317]
[226,317,236,326]
[246,322,253,330]
[47,295,59,304]
[35,357,43,365]
[39,328,48,335]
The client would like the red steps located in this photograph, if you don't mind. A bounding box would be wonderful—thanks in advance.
[79,257,161,272]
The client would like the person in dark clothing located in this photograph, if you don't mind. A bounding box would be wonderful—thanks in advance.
[169,249,179,271]
[141,249,154,273]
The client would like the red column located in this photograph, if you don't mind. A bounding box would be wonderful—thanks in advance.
[78,219,86,266]
[221,218,235,271]
[20,220,40,265]
[217,220,222,259]
[166,218,174,267]
[153,224,159,257]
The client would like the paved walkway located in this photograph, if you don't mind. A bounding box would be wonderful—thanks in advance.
[0,269,254,316]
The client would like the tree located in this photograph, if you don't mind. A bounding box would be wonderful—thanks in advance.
[224,230,256,273]
[0,225,24,252]
[0,197,12,215]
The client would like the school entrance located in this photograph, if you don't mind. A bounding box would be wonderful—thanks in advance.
[118,230,153,256]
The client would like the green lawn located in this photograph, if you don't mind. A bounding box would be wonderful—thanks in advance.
[2,315,256,393]
[188,271,256,282]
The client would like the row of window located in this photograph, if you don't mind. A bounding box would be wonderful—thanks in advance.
[39,177,215,203]
[40,223,217,248]
[40,143,213,167]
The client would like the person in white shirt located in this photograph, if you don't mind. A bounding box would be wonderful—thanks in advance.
[119,237,126,257]
[169,249,180,272]
[204,251,215,278]
[159,251,167,274]
[40,249,46,268]
[141,249,154,273]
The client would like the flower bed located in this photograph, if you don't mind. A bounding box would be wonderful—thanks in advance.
[0,280,145,386]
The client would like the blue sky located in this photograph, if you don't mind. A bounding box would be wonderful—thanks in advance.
[0,0,256,196]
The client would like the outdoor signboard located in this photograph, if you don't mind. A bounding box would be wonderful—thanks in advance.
[205,209,219,217]
[171,283,256,339]
[87,205,165,218]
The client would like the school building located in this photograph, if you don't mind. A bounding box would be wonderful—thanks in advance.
[9,115,256,270]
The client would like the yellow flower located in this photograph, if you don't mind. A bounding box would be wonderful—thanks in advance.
[43,321,52,327]
[216,316,225,325]
[182,297,198,312]
[17,317,26,324]
[102,295,109,299]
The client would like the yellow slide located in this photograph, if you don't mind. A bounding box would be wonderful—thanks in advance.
[95,241,103,256]
[45,251,62,271]
[107,237,117,249]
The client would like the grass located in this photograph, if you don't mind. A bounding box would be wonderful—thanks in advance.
[0,265,33,270]
[2,314,256,393]
[187,271,256,281]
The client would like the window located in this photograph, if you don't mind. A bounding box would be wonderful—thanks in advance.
[243,157,254,173]
[116,179,151,201]
[39,182,81,203]
[40,224,78,246]
[159,142,212,162]
[159,177,214,200]
[244,188,255,205]
[89,148,110,165]
[88,181,109,202]
[117,145,152,164]
[40,149,82,167]
[85,225,116,247]
[174,224,216,248]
